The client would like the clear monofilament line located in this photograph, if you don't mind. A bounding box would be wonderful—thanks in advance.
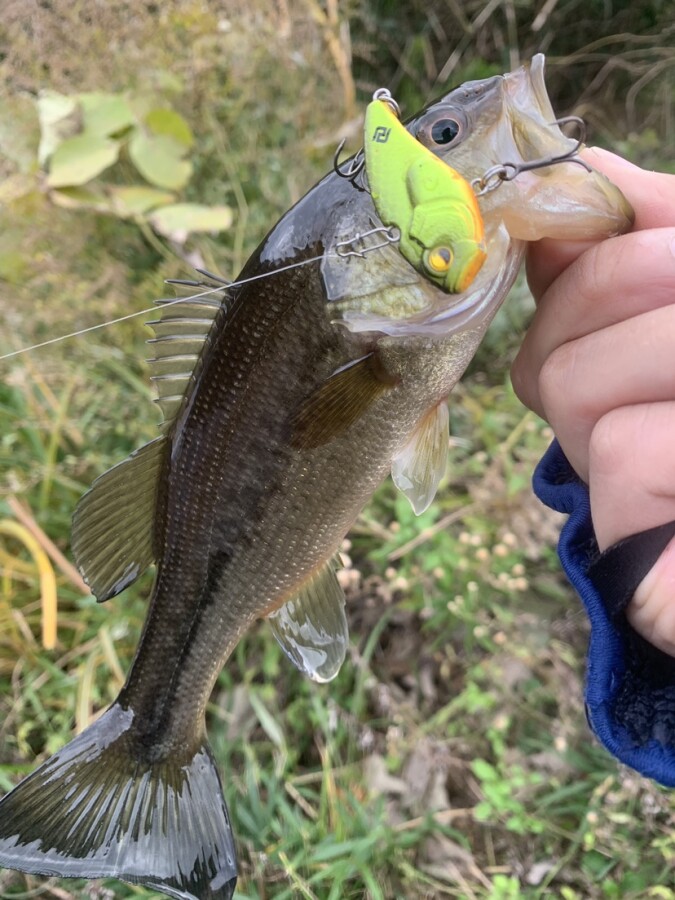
[0,251,334,363]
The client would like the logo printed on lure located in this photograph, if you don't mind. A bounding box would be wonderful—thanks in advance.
[372,125,391,143]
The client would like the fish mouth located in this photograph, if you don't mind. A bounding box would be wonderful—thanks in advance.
[480,54,635,241]
[328,57,635,339]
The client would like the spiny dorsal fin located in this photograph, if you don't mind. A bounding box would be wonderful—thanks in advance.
[72,436,165,602]
[72,291,226,603]
[267,558,348,683]
[391,401,449,515]
[291,353,396,450]
[147,294,224,433]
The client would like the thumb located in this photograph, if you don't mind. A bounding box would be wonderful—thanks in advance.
[589,402,675,656]
[629,537,675,656]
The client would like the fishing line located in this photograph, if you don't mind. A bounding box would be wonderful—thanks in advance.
[0,250,340,362]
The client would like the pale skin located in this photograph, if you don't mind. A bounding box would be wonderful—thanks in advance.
[511,148,675,657]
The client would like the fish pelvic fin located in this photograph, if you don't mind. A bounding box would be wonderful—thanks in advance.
[0,704,237,900]
[391,401,449,515]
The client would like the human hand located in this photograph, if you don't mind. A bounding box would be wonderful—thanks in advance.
[511,149,675,655]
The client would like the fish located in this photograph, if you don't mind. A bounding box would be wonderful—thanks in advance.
[0,54,633,900]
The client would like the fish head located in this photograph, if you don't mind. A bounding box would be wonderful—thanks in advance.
[409,53,634,241]
[326,55,633,337]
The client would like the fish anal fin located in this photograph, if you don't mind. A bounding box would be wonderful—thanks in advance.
[291,353,396,450]
[391,401,449,515]
[72,436,166,602]
[0,704,237,900]
[268,558,348,683]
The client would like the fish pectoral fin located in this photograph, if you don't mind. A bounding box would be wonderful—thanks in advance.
[72,436,166,602]
[291,353,395,450]
[391,401,449,515]
[268,558,348,683]
[0,704,237,900]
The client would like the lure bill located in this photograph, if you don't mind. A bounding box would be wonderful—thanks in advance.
[0,55,634,900]
[363,89,487,294]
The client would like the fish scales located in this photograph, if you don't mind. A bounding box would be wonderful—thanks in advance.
[0,56,634,900]
[125,240,481,747]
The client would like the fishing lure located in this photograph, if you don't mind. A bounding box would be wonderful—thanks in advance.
[363,89,487,294]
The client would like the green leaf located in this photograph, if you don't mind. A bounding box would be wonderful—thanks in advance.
[128,132,192,190]
[149,203,233,239]
[79,93,135,137]
[47,134,120,187]
[108,185,176,216]
[248,691,286,752]
[49,185,110,213]
[145,108,193,148]
[471,758,497,782]
[36,90,79,165]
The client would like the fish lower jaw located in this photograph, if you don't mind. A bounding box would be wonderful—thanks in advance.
[493,170,634,241]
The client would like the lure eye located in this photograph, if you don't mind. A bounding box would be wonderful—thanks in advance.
[426,246,453,274]
[430,118,461,145]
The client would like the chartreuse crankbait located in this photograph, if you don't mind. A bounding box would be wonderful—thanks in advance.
[364,89,487,294]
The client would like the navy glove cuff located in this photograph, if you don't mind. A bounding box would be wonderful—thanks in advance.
[533,440,675,786]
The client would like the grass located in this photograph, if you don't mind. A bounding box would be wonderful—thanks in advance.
[2,3,675,899]
[3,306,675,899]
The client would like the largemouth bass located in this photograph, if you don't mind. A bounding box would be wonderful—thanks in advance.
[0,55,632,900]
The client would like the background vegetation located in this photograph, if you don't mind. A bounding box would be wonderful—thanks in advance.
[1,2,674,898]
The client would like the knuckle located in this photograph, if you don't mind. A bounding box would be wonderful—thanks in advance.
[537,342,577,419]
[589,408,635,478]
[572,242,606,305]
[510,352,534,410]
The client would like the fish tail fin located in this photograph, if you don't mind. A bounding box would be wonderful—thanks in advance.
[0,704,237,900]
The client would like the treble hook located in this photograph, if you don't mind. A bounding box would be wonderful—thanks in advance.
[333,87,400,184]
[333,139,365,182]
[472,116,593,196]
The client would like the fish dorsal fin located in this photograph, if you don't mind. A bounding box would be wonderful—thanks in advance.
[391,401,449,515]
[72,292,224,603]
[291,353,396,450]
[267,559,348,683]
[72,436,166,602]
[147,294,223,432]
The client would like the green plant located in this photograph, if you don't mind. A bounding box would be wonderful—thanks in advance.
[2,87,232,243]
[472,758,544,835]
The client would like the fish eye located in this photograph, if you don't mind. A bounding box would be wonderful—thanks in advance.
[415,108,467,151]
[430,118,461,145]
[426,246,453,274]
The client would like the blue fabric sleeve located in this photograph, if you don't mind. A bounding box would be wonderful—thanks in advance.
[533,440,675,786]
